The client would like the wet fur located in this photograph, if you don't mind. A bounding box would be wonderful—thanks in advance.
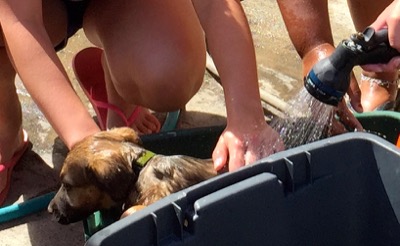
[48,127,217,224]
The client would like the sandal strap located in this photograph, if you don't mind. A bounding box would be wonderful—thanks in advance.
[89,87,141,128]
[361,74,399,88]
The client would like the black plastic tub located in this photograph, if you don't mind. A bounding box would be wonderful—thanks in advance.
[85,131,400,246]
[83,111,400,244]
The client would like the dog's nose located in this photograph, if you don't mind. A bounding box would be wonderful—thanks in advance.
[47,199,56,213]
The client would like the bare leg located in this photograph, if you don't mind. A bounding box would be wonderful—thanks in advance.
[347,0,392,32]
[277,0,363,113]
[101,53,161,133]
[348,0,399,111]
[277,0,334,62]
[0,47,25,196]
[83,0,206,133]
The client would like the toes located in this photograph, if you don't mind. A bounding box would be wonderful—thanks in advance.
[134,110,161,134]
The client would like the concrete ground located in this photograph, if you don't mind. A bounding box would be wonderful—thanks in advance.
[0,0,358,245]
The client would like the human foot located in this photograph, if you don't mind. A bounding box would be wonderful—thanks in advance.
[0,130,30,206]
[130,108,161,134]
[107,106,161,134]
[360,73,399,111]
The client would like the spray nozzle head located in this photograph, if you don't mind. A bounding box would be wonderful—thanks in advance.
[304,27,400,106]
[304,68,346,106]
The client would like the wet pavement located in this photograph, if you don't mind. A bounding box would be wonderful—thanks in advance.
[0,0,358,245]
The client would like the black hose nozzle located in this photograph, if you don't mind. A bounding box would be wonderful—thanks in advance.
[304,27,400,106]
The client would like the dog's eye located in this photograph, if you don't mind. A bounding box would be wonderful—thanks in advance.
[63,183,72,191]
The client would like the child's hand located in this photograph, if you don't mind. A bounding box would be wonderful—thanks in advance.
[212,123,285,172]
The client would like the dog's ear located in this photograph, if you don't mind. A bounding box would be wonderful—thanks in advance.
[86,148,136,202]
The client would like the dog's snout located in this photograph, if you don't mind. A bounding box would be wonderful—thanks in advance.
[48,199,56,214]
[47,198,71,224]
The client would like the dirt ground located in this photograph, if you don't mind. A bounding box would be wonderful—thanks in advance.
[0,0,361,245]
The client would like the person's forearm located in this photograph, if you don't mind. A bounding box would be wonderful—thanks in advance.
[193,0,264,125]
[1,18,99,148]
[277,0,333,58]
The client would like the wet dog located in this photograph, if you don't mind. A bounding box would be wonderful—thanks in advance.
[48,127,218,224]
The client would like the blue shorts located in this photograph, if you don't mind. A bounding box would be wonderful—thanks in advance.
[55,0,90,51]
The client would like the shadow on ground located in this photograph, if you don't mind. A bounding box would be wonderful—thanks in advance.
[0,138,85,246]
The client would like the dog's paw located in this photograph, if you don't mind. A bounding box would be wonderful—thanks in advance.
[120,205,146,219]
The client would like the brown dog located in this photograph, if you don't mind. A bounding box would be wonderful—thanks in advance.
[48,127,218,224]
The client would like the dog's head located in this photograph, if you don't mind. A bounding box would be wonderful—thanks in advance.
[48,127,143,224]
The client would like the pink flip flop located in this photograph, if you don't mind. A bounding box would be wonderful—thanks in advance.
[0,130,31,206]
[73,47,141,130]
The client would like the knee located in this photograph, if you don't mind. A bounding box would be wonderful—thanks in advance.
[147,67,205,111]
[108,48,206,112]
[124,60,205,111]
